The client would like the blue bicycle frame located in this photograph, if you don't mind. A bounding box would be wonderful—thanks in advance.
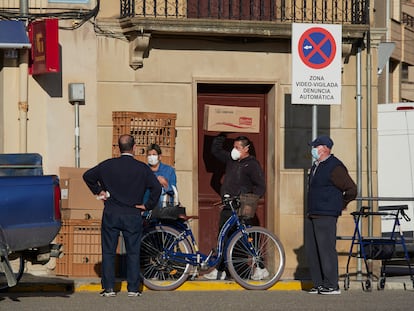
[146,200,256,270]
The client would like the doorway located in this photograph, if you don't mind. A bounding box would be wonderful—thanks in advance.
[197,83,270,254]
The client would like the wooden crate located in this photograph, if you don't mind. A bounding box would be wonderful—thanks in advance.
[112,111,176,166]
[55,220,124,277]
[55,219,102,277]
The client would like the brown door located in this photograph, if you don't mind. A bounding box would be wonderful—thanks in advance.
[197,85,268,254]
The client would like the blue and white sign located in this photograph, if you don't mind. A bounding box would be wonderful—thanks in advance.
[292,23,342,105]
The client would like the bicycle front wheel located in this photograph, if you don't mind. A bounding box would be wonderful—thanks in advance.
[226,226,285,290]
[141,225,192,291]
[0,253,24,291]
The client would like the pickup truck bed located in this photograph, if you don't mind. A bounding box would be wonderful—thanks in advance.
[0,175,61,252]
[0,154,62,288]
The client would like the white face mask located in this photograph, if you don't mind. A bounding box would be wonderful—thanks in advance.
[147,155,159,166]
[311,147,320,160]
[231,148,241,161]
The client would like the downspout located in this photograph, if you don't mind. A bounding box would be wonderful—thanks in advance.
[18,50,28,153]
[19,0,29,152]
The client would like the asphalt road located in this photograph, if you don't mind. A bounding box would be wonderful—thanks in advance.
[1,290,414,311]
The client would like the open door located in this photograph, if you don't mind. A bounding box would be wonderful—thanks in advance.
[197,84,268,254]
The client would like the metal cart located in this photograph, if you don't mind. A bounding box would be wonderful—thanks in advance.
[344,205,414,291]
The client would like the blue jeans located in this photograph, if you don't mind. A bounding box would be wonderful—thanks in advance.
[101,204,142,292]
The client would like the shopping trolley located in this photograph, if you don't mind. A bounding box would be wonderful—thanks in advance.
[344,205,414,291]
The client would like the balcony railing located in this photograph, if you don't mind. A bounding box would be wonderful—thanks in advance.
[120,0,368,24]
[403,12,414,28]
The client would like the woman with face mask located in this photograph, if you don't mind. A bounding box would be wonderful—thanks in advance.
[146,144,177,208]
[204,133,266,281]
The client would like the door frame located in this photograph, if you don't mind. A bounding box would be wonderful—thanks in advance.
[191,77,280,238]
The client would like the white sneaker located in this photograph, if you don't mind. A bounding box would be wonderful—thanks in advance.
[99,289,116,297]
[127,291,142,297]
[203,269,226,280]
[251,267,270,280]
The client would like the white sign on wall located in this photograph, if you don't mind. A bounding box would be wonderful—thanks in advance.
[291,23,342,105]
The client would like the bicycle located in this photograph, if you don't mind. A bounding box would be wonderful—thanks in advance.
[140,194,285,290]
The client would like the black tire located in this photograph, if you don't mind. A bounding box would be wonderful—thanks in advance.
[226,226,285,290]
[377,277,386,290]
[0,253,24,291]
[141,225,192,291]
[362,279,372,292]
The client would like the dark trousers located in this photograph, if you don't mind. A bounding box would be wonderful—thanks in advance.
[101,204,142,292]
[305,216,339,289]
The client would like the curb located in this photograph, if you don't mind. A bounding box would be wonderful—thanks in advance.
[4,276,413,293]
[75,280,309,292]
[5,277,310,293]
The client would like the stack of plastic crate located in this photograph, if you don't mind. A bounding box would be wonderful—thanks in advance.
[55,219,102,277]
[112,111,177,166]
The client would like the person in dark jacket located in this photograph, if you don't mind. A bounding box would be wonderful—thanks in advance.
[83,134,161,297]
[305,135,357,295]
[203,134,266,281]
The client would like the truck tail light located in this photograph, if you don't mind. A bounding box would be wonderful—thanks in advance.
[54,182,62,221]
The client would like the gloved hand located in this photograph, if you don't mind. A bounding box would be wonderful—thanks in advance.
[215,132,227,143]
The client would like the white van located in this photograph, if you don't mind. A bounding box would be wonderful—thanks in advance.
[377,103,414,236]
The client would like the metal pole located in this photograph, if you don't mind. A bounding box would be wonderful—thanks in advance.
[356,45,363,279]
[74,102,80,167]
[20,0,28,14]
[385,0,390,104]
[312,105,317,140]
[364,2,375,278]
[366,3,373,238]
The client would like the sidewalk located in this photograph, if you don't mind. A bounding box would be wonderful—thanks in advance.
[5,274,413,293]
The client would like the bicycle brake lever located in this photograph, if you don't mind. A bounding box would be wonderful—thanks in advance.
[401,209,411,222]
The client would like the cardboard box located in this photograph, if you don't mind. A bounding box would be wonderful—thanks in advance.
[59,167,104,210]
[203,105,260,133]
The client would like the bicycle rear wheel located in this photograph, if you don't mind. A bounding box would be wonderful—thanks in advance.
[141,225,192,291]
[0,253,24,291]
[226,226,285,290]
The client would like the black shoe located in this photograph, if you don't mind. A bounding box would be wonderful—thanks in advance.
[308,286,323,294]
[319,287,341,295]
[100,289,116,297]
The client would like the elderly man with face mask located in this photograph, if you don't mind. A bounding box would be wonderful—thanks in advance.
[306,135,357,295]
[203,133,266,281]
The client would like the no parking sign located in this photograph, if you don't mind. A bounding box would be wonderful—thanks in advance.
[291,23,342,105]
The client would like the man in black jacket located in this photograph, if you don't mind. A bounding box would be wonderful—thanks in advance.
[306,135,357,295]
[204,134,266,281]
[83,134,161,297]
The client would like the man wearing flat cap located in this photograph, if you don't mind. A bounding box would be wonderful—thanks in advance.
[305,135,357,295]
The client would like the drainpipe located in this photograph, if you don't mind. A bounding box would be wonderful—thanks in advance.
[18,50,28,153]
[19,0,29,152]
